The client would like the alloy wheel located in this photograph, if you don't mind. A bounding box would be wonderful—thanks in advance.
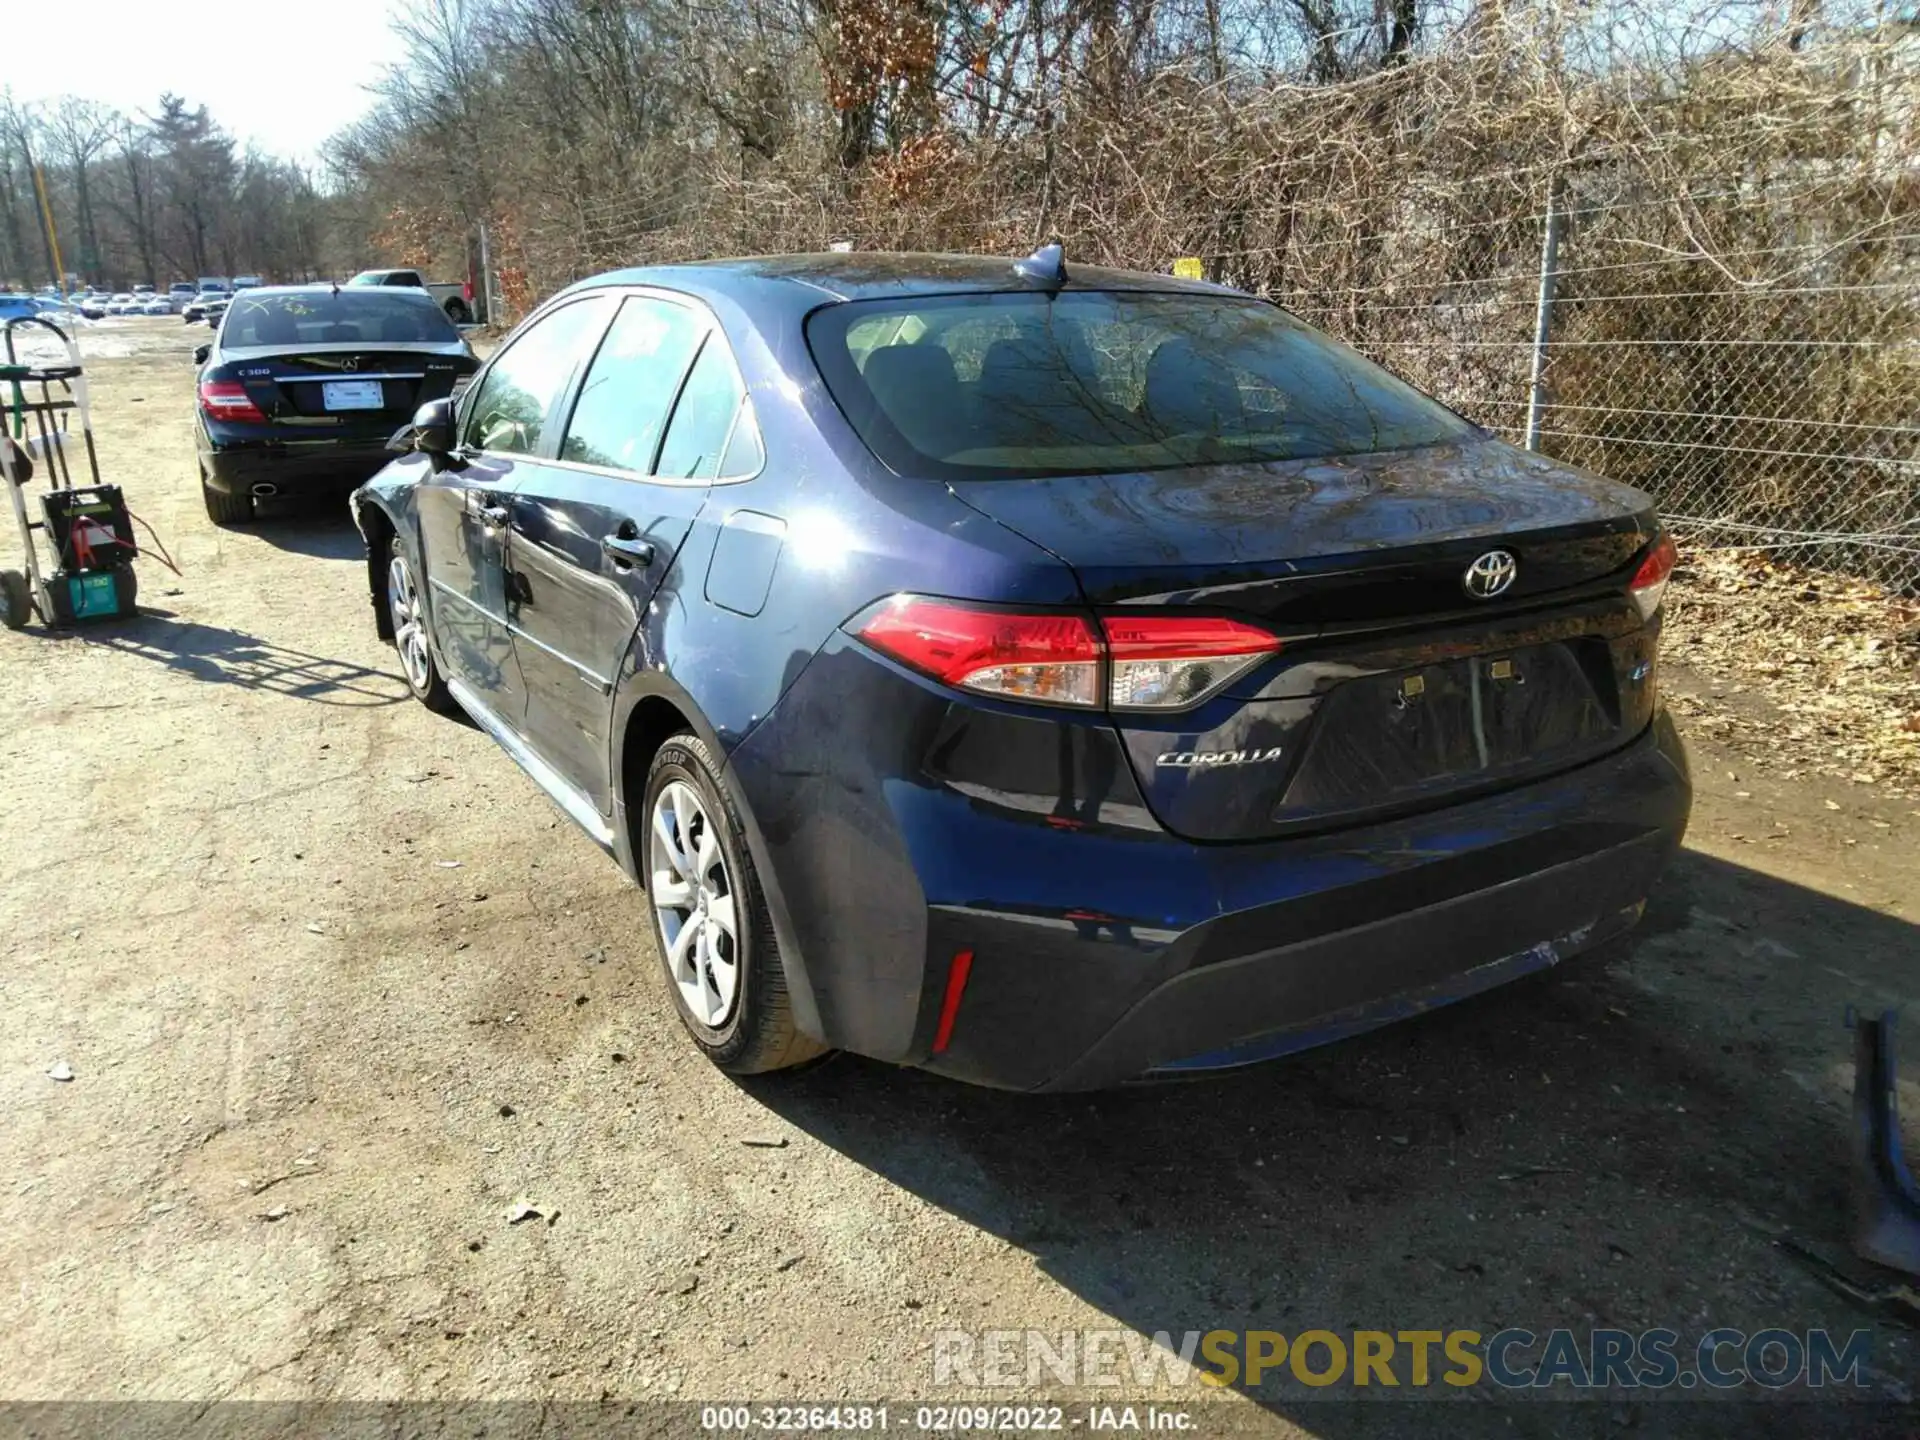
[649,779,740,1027]
[387,552,432,691]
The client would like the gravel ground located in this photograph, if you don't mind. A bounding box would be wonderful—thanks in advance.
[2,319,1917,1438]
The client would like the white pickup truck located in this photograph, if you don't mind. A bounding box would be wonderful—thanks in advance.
[345,268,483,325]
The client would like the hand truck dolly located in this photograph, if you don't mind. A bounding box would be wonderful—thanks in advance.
[1,314,149,629]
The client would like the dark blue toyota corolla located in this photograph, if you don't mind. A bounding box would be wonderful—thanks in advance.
[350,249,1691,1091]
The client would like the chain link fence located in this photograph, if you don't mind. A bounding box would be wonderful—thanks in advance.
[1269,172,1920,592]
[478,22,1920,591]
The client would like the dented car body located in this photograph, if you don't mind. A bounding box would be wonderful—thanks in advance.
[351,253,1690,1090]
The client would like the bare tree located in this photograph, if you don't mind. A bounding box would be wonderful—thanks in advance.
[111,119,160,286]
[0,94,58,287]
[47,98,117,281]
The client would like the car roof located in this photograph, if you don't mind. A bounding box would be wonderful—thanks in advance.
[562,251,1237,311]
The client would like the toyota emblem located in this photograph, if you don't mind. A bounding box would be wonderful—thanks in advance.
[1462,549,1518,600]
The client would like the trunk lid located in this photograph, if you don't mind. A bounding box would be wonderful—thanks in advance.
[950,438,1665,841]
[220,347,471,441]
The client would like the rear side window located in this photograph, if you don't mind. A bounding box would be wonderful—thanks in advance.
[223,291,459,348]
[559,297,703,472]
[463,296,613,455]
[807,291,1475,481]
[654,337,749,480]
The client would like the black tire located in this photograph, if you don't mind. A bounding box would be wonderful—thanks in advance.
[114,563,138,617]
[384,534,457,713]
[643,732,826,1074]
[202,476,254,526]
[444,298,472,325]
[0,569,30,629]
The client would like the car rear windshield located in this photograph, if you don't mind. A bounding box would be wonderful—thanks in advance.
[221,291,458,347]
[806,290,1476,480]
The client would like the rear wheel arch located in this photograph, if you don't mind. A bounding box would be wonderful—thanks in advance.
[620,694,699,829]
[615,684,827,1046]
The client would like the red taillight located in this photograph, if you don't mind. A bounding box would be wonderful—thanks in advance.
[856,597,1102,707]
[1629,533,1677,619]
[198,379,267,424]
[853,596,1282,711]
[1101,613,1283,709]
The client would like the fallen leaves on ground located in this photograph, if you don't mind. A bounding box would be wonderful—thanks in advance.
[1664,549,1920,797]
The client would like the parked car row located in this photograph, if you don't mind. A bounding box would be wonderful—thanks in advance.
[14,276,264,320]
[1,293,106,323]
[100,293,176,316]
[10,274,466,326]
[0,294,53,322]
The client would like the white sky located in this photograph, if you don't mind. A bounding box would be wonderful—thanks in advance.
[1,0,410,167]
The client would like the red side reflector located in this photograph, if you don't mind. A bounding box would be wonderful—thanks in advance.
[931,949,975,1055]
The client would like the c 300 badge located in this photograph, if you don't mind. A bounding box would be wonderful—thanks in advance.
[1156,747,1284,768]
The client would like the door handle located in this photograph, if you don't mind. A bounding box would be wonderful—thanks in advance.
[602,534,655,567]
[476,503,509,526]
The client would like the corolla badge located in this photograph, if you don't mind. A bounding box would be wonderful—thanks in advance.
[1462,548,1518,600]
[1156,747,1284,768]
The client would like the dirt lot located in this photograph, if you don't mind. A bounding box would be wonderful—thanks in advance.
[2,319,1917,1437]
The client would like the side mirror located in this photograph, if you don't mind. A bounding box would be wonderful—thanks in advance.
[407,397,458,462]
[192,343,210,366]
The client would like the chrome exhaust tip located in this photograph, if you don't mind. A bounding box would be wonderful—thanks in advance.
[250,482,278,499]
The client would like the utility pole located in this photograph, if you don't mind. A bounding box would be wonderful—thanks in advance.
[32,164,66,295]
[9,114,61,288]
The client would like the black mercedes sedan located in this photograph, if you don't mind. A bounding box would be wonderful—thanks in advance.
[351,249,1690,1091]
[195,285,478,524]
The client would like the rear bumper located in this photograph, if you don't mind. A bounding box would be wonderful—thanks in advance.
[933,718,1685,1092]
[201,435,394,495]
[1041,834,1662,1090]
[725,638,1691,1091]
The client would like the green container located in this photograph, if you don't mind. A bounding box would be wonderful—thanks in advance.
[53,567,136,622]
[69,572,122,617]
